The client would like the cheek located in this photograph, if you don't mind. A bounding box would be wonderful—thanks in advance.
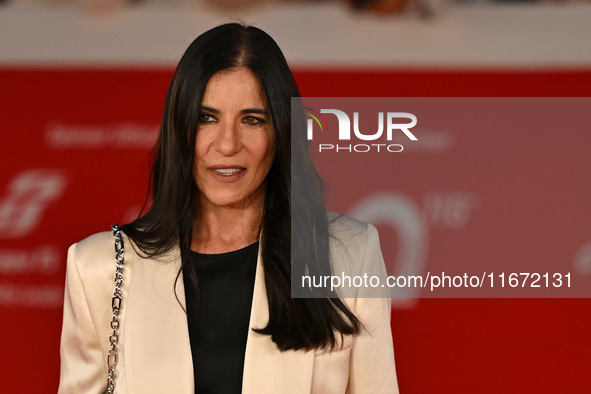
[193,138,208,181]
[194,136,206,159]
[248,141,274,181]
[194,134,214,169]
[259,139,275,172]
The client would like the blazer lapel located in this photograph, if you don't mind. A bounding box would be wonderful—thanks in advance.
[242,249,315,394]
[123,246,194,393]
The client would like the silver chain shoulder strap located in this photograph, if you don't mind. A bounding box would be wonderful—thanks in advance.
[107,223,125,394]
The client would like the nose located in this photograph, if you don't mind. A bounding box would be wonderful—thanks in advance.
[213,120,242,156]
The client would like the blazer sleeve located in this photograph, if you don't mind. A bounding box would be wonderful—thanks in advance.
[58,243,107,394]
[347,224,399,394]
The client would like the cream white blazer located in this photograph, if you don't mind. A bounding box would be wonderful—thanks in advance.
[58,216,398,393]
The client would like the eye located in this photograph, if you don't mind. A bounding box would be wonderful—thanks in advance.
[198,113,217,123]
[243,116,266,126]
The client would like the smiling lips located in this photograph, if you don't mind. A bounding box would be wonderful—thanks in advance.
[208,166,246,182]
[214,168,242,175]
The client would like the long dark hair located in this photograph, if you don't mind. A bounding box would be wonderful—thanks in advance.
[122,23,360,351]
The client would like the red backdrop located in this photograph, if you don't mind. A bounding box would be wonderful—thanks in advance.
[1,68,590,393]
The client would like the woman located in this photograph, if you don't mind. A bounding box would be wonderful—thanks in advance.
[58,23,398,393]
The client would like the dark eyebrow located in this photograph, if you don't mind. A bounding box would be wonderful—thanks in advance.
[240,108,269,116]
[200,106,221,114]
[200,106,269,117]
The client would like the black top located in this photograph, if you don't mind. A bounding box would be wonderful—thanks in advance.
[183,242,259,394]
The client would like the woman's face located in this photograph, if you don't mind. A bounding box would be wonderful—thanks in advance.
[194,68,275,211]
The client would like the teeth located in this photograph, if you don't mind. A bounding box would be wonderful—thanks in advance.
[214,168,242,176]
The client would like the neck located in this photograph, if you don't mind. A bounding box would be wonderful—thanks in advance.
[192,196,264,254]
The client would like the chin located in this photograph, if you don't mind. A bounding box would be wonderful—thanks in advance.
[199,187,265,210]
[203,192,247,208]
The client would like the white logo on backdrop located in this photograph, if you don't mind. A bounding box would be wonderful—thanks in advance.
[0,169,68,239]
[348,193,429,308]
[347,191,480,307]
[0,245,60,274]
[573,240,591,275]
[45,121,159,149]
